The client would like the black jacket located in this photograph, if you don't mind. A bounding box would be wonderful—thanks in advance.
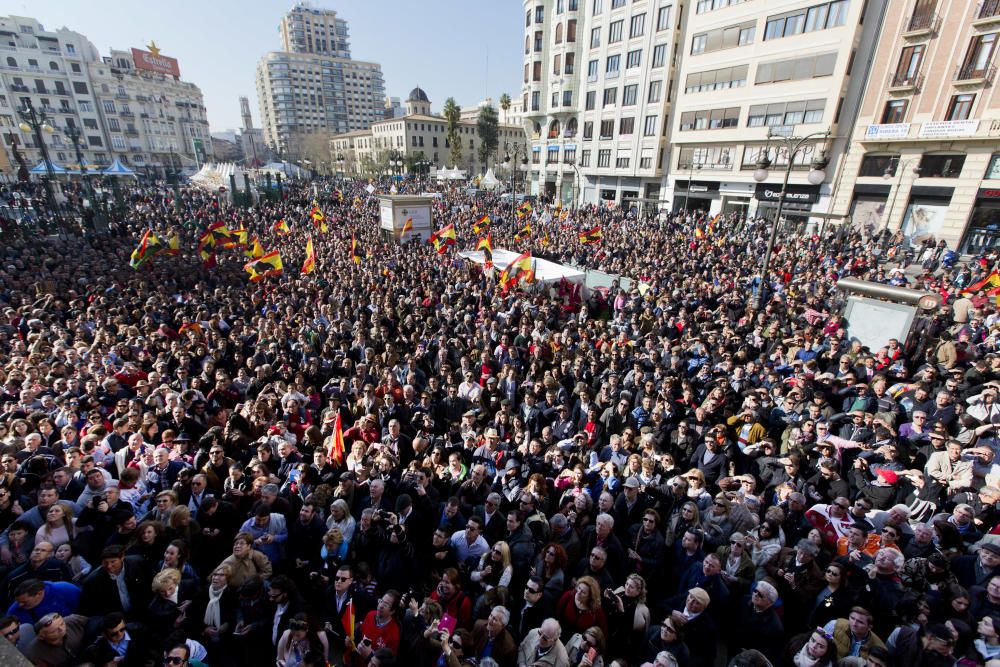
[80,556,153,617]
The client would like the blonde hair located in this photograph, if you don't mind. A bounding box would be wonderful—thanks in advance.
[323,527,344,546]
[152,568,181,593]
[575,576,602,612]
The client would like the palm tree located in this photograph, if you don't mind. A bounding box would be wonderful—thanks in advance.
[442,97,462,168]
[499,93,511,124]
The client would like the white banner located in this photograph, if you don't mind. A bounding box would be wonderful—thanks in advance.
[919,120,979,138]
[864,123,911,139]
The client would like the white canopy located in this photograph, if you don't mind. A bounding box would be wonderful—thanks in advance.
[189,162,248,191]
[479,168,500,191]
[458,248,586,285]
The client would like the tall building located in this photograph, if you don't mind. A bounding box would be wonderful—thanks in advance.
[0,16,212,178]
[256,4,385,156]
[522,0,682,208]
[831,1,1000,253]
[239,96,267,166]
[668,0,886,218]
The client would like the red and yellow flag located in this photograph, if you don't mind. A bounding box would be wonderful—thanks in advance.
[328,412,346,465]
[499,250,533,293]
[476,234,493,270]
[302,237,316,275]
[244,250,283,282]
[273,219,290,235]
[162,232,180,257]
[311,203,328,233]
[429,224,457,254]
[473,214,491,235]
[707,213,722,236]
[963,269,1000,294]
[351,235,361,265]
[694,227,705,239]
[402,217,413,236]
[578,226,603,245]
[221,228,248,250]
[244,235,265,259]
[516,201,533,218]
[129,230,160,268]
[514,223,531,243]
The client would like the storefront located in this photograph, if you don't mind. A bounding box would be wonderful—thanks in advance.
[754,183,821,217]
[901,186,953,244]
[673,180,719,213]
[849,184,891,234]
[960,187,1000,254]
[720,182,755,217]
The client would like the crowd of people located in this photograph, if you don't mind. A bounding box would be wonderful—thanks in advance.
[0,173,999,667]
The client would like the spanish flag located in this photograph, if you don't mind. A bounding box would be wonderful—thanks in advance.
[302,237,316,275]
[429,224,457,254]
[499,250,533,292]
[130,230,160,268]
[162,232,181,256]
[578,227,602,244]
[221,228,248,250]
[963,269,1000,294]
[245,250,283,282]
[541,231,551,247]
[516,201,533,218]
[514,223,531,242]
[311,203,328,233]
[198,243,217,270]
[328,412,346,465]
[351,235,361,265]
[336,190,344,202]
[694,227,705,239]
[476,234,493,269]
[707,213,722,236]
[245,236,265,259]
[200,221,230,246]
[473,214,491,235]
[273,219,290,235]
[402,217,413,236]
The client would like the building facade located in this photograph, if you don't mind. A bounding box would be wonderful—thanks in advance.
[0,16,212,178]
[256,4,385,156]
[522,0,682,209]
[831,1,1000,253]
[668,0,886,219]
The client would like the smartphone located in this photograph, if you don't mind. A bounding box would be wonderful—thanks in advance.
[439,614,458,636]
[586,647,598,662]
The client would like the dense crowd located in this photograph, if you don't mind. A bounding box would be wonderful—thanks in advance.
[0,174,999,667]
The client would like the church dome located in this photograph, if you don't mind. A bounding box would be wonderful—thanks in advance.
[408,86,430,103]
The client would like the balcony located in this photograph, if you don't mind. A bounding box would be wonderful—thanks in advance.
[954,63,996,85]
[10,84,28,92]
[888,71,924,93]
[124,129,139,136]
[33,87,48,94]
[57,104,73,113]
[53,88,70,96]
[975,0,1000,26]
[120,110,134,117]
[903,11,939,37]
[115,92,129,100]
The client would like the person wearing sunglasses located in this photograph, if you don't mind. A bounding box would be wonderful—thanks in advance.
[22,611,88,667]
[162,642,208,667]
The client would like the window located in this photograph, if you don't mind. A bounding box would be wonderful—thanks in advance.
[65,43,75,54]
[603,87,617,106]
[586,91,596,109]
[79,100,92,113]
[612,0,625,8]
[103,100,116,113]
[552,92,560,108]
[643,115,657,135]
[588,59,599,81]
[593,0,603,15]
[691,21,756,54]
[531,91,540,111]
[83,118,98,129]
[755,53,837,84]
[584,121,594,139]
[609,20,623,43]
[535,31,543,51]
[619,117,634,135]
[920,154,966,178]
[657,6,672,31]
[648,80,662,103]
[764,1,849,40]
[556,23,564,43]
[747,99,825,126]
[554,54,562,75]
[591,27,601,48]
[947,94,975,121]
[697,0,749,13]
[526,10,532,26]
[581,149,591,167]
[108,118,120,132]
[524,63,530,83]
[533,61,542,81]
[986,153,1000,180]
[547,147,560,163]
[893,45,924,86]
[563,90,573,106]
[565,52,575,74]
[616,153,630,168]
[882,99,908,124]
[606,54,620,77]
[626,49,642,69]
[111,135,126,150]
[630,13,646,38]
[72,81,88,94]
[652,44,667,67]
[597,149,611,167]
[859,154,898,178]
[623,84,638,105]
[600,119,614,137]
[535,6,545,23]
[564,148,577,164]
[567,20,577,42]
[87,135,103,147]
[686,64,749,92]
[679,107,740,130]
[959,33,998,79]
[71,63,81,73]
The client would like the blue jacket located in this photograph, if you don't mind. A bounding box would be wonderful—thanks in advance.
[6,580,82,624]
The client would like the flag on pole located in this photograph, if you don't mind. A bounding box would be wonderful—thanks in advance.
[245,236,265,259]
[129,230,160,268]
[328,412,346,465]
[694,227,705,239]
[963,269,1000,294]
[473,214,491,235]
[402,217,413,237]
[541,231,551,247]
[310,203,328,232]
[244,250,283,282]
[162,232,181,256]
[516,201,533,218]
[221,228,248,249]
[499,250,533,293]
[429,224,457,254]
[351,235,361,265]
[578,226,603,244]
[476,234,493,270]
[342,597,355,661]
[302,237,316,275]
[514,223,531,242]
[272,219,290,235]
[707,213,722,236]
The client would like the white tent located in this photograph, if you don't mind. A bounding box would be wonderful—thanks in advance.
[189,163,248,191]
[458,248,586,286]
[479,168,500,191]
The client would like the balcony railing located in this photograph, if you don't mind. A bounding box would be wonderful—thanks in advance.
[889,71,924,91]
[904,11,939,35]
[955,63,997,84]
[977,0,1000,21]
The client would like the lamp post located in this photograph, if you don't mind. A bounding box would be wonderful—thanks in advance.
[568,161,582,210]
[502,140,529,222]
[679,161,702,214]
[882,156,921,233]
[751,128,831,311]
[63,124,101,231]
[16,100,58,216]
[336,153,345,180]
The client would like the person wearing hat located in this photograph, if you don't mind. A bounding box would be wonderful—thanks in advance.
[611,477,650,542]
[665,587,717,667]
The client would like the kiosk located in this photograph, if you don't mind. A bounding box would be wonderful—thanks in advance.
[377,195,435,242]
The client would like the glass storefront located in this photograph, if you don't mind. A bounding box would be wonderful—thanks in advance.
[960,190,1000,254]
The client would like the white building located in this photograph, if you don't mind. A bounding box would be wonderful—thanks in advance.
[256,4,386,155]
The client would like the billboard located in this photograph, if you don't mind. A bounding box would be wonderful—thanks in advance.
[132,47,180,78]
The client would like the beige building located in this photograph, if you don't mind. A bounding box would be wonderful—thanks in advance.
[332,87,527,177]
[668,0,886,218]
[256,4,385,156]
[831,1,1000,253]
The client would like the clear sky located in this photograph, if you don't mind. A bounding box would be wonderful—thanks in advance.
[18,0,523,132]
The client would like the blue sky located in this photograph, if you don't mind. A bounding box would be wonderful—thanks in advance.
[19,0,523,131]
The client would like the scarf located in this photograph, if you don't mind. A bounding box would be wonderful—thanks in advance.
[792,643,821,667]
[203,584,226,628]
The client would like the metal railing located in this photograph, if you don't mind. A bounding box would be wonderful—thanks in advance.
[955,63,997,82]
[905,11,938,32]
[978,0,1000,20]
[889,71,924,89]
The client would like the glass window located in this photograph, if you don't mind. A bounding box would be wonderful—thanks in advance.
[643,115,657,136]
[606,54,620,76]
[630,14,646,38]
[585,91,596,109]
[591,27,601,47]
[620,117,634,135]
[597,149,611,167]
[609,20,623,43]
[986,154,1000,180]
[623,84,638,105]
[603,87,617,106]
[947,94,975,121]
[648,80,662,103]
[657,6,672,30]
[588,59,599,80]
[652,44,666,67]
[859,154,898,178]
[882,99,908,123]
[920,154,966,178]
[627,50,641,68]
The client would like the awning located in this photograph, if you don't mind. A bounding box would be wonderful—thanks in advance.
[29,160,73,174]
[101,158,137,177]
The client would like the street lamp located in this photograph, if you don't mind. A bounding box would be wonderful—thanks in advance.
[16,100,58,216]
[751,128,831,310]
[336,153,345,179]
[679,161,703,214]
[63,124,101,231]
[503,140,529,222]
[882,156,921,233]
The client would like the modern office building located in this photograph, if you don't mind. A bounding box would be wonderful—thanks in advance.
[830,0,1000,253]
[522,0,682,208]
[667,0,887,218]
[256,4,385,156]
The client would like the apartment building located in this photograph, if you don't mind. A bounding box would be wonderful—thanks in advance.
[0,16,212,178]
[668,0,885,218]
[256,4,385,156]
[830,0,1000,253]
[522,0,681,208]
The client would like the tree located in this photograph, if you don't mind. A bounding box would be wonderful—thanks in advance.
[499,93,511,124]
[443,97,462,167]
[476,105,499,170]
